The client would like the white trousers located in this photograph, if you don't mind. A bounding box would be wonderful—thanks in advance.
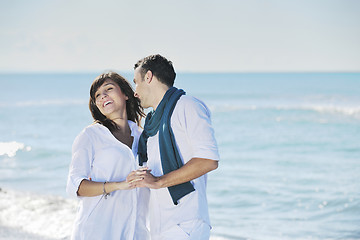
[151,219,210,240]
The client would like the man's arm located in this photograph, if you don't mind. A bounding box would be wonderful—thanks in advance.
[129,157,218,189]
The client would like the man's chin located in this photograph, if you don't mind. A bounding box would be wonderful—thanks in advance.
[140,102,150,109]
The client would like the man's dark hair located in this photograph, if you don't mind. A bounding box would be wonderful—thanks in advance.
[134,54,176,87]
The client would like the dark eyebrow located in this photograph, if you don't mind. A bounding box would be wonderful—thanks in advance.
[95,82,115,96]
[103,82,115,87]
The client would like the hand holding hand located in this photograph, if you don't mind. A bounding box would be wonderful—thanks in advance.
[126,167,162,189]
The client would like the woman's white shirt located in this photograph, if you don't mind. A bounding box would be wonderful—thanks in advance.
[66,121,149,240]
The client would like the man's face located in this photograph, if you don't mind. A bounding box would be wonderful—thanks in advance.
[133,67,150,108]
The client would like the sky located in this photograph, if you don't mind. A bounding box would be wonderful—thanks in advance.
[0,0,359,73]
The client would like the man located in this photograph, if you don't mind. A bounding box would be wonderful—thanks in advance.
[129,54,219,240]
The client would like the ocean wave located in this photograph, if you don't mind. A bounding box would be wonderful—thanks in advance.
[0,99,87,108]
[0,188,76,240]
[306,105,360,117]
[209,104,360,119]
[0,141,31,158]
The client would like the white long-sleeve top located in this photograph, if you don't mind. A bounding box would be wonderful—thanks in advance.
[66,121,149,240]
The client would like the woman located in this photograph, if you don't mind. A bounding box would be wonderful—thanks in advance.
[66,72,149,240]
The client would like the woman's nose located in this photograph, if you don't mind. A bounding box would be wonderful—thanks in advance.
[101,92,108,99]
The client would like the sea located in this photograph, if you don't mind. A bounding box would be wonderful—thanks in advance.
[0,72,359,240]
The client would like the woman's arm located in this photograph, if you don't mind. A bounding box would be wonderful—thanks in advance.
[77,177,143,197]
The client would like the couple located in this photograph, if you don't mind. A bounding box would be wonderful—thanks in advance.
[66,54,220,240]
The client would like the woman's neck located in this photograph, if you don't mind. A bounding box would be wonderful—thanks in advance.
[111,117,129,132]
[110,117,133,149]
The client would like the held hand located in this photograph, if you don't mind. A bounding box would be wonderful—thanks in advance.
[126,168,146,182]
[116,180,139,190]
[132,170,162,189]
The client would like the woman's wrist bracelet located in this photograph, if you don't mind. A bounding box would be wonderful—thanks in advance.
[103,181,110,199]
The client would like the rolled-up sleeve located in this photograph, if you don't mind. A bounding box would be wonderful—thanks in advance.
[181,97,220,161]
[66,130,94,198]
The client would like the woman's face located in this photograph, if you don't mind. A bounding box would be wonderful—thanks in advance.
[94,79,128,119]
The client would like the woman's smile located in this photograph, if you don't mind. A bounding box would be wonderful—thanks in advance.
[103,100,113,107]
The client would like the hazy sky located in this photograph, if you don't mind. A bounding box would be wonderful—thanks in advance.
[1,0,359,72]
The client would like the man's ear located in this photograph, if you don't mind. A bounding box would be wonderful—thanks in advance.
[145,70,153,84]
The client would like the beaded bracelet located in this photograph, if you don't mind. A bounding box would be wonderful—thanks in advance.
[103,181,110,199]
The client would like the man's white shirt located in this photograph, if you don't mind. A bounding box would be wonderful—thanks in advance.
[145,95,220,235]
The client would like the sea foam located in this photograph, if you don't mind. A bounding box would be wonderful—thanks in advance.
[0,188,76,240]
[0,141,31,158]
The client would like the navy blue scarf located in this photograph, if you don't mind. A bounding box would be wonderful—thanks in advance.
[138,87,195,205]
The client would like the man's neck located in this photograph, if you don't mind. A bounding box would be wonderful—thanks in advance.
[153,85,170,111]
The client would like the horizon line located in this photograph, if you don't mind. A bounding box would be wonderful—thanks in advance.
[0,70,360,74]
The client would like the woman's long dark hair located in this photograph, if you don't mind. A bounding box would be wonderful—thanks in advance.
[89,72,145,130]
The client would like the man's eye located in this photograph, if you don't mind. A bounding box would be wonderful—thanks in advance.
[107,87,113,91]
